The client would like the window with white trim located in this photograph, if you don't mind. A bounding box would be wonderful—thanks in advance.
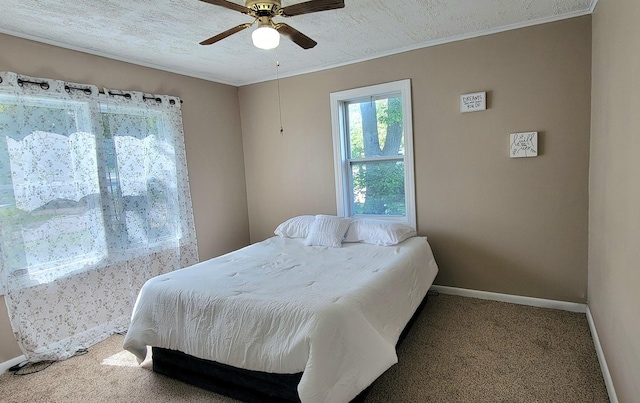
[330,79,416,228]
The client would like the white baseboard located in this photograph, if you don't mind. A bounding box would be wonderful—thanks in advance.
[0,354,26,374]
[586,307,619,403]
[430,285,587,313]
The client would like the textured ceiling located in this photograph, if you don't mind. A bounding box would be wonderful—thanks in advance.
[0,0,595,86]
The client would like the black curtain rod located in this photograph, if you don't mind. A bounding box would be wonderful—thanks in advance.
[99,90,181,105]
[17,78,50,90]
[13,78,182,104]
[66,84,93,95]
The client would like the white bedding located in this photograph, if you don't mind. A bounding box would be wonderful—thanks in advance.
[123,236,438,403]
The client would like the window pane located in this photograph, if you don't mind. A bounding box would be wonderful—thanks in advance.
[101,107,179,249]
[347,96,404,159]
[351,160,405,216]
[0,98,106,282]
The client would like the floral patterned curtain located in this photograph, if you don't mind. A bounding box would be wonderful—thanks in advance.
[0,72,198,362]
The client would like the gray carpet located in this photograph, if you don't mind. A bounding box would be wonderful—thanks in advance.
[0,294,609,402]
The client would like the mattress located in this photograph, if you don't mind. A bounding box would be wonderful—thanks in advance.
[123,236,438,403]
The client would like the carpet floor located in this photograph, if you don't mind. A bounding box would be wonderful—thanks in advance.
[0,294,609,402]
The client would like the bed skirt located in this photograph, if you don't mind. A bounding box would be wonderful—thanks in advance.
[151,294,429,402]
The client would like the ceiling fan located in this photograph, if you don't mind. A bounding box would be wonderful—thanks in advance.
[198,0,345,50]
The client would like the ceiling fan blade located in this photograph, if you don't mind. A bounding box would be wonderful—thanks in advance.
[199,0,251,14]
[280,0,344,17]
[275,23,317,49]
[200,23,252,45]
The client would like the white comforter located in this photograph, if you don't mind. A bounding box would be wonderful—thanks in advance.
[123,236,438,403]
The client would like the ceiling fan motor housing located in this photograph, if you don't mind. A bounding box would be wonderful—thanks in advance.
[246,0,282,17]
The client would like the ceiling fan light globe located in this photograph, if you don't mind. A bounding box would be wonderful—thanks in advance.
[252,26,280,50]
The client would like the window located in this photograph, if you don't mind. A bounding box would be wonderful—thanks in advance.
[0,78,193,292]
[0,98,180,284]
[330,79,416,228]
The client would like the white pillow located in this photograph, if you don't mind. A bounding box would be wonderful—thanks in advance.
[304,215,352,248]
[344,219,417,246]
[274,215,316,238]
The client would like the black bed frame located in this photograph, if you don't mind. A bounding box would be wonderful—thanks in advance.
[152,294,429,403]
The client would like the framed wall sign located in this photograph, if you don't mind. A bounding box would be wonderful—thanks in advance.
[460,91,486,113]
[510,132,538,158]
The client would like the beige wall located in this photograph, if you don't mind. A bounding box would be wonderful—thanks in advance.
[589,0,640,401]
[0,298,19,361]
[240,16,592,303]
[0,33,250,361]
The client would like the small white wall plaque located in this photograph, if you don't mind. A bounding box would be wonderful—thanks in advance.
[460,91,486,113]
[510,132,538,158]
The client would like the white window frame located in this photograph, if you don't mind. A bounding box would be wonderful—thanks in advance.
[330,79,416,228]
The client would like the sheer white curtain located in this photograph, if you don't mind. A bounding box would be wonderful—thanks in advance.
[0,72,198,362]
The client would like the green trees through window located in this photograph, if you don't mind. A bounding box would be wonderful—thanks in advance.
[347,97,405,215]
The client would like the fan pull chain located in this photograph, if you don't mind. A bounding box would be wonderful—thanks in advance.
[275,53,284,135]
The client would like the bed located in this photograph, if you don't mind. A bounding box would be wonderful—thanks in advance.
[123,217,439,403]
